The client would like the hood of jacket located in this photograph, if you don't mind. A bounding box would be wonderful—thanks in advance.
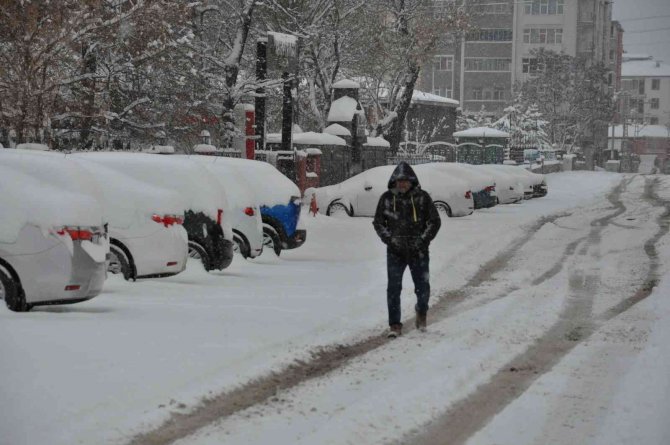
[387,162,420,190]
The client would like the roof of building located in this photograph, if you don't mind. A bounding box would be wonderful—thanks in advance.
[621,59,670,77]
[411,90,460,107]
[453,127,511,139]
[609,125,670,138]
[364,136,391,147]
[622,53,653,62]
[266,132,347,146]
[332,79,360,89]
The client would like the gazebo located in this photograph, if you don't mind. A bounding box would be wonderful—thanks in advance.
[452,127,510,164]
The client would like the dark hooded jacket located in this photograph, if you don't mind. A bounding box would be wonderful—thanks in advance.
[373,162,441,256]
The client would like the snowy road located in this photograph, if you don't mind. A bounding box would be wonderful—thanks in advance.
[2,172,670,445]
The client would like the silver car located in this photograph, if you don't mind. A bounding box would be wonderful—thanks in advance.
[0,166,108,312]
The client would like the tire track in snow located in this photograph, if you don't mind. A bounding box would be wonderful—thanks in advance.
[126,182,625,445]
[404,176,670,445]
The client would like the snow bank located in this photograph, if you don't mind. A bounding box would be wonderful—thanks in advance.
[364,136,390,148]
[193,144,219,154]
[15,143,50,151]
[143,145,176,154]
[293,132,346,146]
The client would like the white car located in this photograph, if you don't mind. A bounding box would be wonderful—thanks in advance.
[73,158,190,280]
[311,164,474,218]
[190,156,264,259]
[474,165,524,204]
[484,164,544,199]
[419,163,497,210]
[0,165,108,312]
[75,152,235,271]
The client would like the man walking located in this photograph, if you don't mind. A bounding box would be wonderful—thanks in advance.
[373,162,441,338]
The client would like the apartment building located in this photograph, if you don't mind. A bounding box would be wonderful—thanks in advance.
[620,55,670,127]
[420,0,614,115]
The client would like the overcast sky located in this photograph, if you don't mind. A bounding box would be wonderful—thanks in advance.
[613,0,670,62]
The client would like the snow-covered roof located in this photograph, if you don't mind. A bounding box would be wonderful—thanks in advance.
[622,59,670,77]
[411,90,459,106]
[608,125,670,138]
[622,53,653,62]
[324,123,351,137]
[453,127,511,138]
[364,136,391,148]
[327,96,363,122]
[15,143,50,151]
[305,148,322,155]
[143,145,176,154]
[193,144,219,154]
[332,79,360,89]
[293,132,347,146]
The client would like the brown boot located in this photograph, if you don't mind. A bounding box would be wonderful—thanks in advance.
[387,323,402,338]
[415,311,427,332]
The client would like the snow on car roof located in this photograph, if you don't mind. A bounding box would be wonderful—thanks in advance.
[453,127,511,138]
[72,152,229,224]
[191,156,300,207]
[186,156,259,210]
[423,163,494,189]
[0,166,103,244]
[72,158,187,230]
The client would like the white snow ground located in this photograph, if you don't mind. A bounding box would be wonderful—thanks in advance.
[1,172,669,445]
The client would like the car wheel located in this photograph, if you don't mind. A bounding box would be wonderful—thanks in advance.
[326,201,351,218]
[108,245,133,281]
[0,268,30,312]
[233,234,250,259]
[188,241,211,271]
[434,201,452,218]
[262,225,282,257]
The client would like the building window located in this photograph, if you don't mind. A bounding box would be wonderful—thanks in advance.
[638,101,644,114]
[652,79,660,90]
[523,27,563,44]
[464,58,511,71]
[650,117,659,124]
[493,88,505,100]
[639,80,645,95]
[466,28,513,42]
[432,87,453,98]
[470,2,510,14]
[473,88,483,100]
[434,55,454,71]
[522,57,541,74]
[524,0,563,15]
[651,98,660,109]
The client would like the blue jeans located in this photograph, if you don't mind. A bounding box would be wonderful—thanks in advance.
[386,249,430,326]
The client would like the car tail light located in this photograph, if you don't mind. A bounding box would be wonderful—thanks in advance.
[465,191,472,199]
[217,209,223,225]
[58,227,94,241]
[151,214,184,227]
[244,207,255,217]
[486,185,496,192]
[65,285,81,291]
[166,261,178,266]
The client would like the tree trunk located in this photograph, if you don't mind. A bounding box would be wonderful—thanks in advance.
[386,61,420,152]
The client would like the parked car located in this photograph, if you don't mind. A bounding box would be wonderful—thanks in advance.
[422,163,497,209]
[310,164,474,219]
[206,158,306,256]
[75,152,235,271]
[190,156,264,259]
[0,164,108,312]
[474,165,524,204]
[73,158,189,280]
[485,164,546,199]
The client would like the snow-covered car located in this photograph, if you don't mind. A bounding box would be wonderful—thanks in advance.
[485,164,546,199]
[189,156,263,259]
[74,152,235,271]
[310,164,474,219]
[421,163,497,209]
[205,157,306,257]
[0,165,108,312]
[73,158,189,280]
[474,165,524,204]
